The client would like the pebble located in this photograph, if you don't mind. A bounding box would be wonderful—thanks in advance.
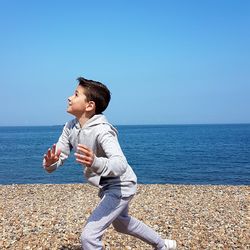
[0,184,249,249]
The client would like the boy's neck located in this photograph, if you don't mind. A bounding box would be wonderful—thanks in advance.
[77,112,95,127]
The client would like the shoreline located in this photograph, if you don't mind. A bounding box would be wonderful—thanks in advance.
[1,182,249,187]
[1,184,249,249]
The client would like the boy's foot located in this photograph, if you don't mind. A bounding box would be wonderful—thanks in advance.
[164,239,177,250]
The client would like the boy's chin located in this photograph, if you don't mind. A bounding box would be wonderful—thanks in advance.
[67,110,78,118]
[67,109,74,115]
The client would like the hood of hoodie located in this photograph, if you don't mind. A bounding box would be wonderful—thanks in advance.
[73,114,118,135]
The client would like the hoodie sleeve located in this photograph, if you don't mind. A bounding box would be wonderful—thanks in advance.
[90,129,128,177]
[43,123,72,173]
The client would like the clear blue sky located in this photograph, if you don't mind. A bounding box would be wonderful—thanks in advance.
[0,0,249,126]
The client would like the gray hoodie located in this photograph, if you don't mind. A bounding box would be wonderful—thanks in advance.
[43,114,137,197]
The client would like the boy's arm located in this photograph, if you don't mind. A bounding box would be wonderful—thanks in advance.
[43,123,72,173]
[84,129,128,177]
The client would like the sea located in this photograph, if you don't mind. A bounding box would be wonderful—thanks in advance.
[0,124,249,185]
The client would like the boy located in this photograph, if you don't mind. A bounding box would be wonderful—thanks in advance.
[43,77,177,250]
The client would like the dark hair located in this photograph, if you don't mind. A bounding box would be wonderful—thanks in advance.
[77,77,111,114]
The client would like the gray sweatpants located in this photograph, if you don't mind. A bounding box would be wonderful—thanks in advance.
[81,192,166,249]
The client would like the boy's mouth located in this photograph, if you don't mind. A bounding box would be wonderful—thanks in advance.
[67,103,72,110]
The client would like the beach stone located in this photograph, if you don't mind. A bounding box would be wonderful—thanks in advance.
[0,184,249,249]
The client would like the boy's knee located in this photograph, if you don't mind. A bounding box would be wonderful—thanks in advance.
[80,229,96,246]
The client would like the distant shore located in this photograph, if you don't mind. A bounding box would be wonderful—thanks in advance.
[1,184,249,249]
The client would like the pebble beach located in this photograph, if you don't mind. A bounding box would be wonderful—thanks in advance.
[0,184,249,250]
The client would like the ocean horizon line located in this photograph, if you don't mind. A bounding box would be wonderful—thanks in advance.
[0,122,250,127]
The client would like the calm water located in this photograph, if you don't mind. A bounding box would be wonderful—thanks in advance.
[0,124,249,185]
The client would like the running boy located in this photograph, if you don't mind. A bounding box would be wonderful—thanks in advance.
[43,77,176,250]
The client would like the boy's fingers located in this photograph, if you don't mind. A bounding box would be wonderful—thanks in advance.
[75,154,85,163]
[44,154,48,161]
[47,148,51,158]
[77,145,92,156]
[74,152,82,159]
[52,144,56,155]
[77,144,90,151]
[75,157,83,163]
[75,157,91,167]
[75,153,92,167]
[75,153,88,161]
[77,147,89,155]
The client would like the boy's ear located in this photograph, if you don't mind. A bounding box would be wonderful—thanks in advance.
[86,101,96,112]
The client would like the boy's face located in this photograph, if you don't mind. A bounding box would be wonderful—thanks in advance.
[67,85,92,117]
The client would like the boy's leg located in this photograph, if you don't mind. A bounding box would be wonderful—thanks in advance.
[80,193,131,250]
[112,206,166,250]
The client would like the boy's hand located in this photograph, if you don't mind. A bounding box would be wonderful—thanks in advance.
[75,144,95,168]
[44,144,61,167]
